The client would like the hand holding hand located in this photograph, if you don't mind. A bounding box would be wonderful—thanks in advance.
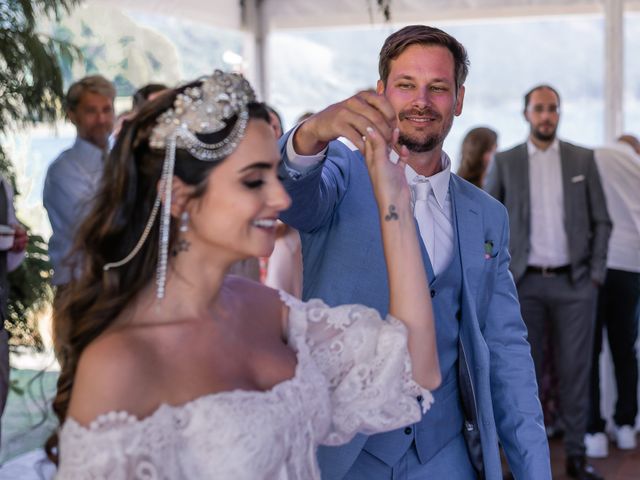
[293,90,396,156]
[363,126,411,208]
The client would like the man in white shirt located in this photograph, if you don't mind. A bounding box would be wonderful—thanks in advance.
[43,75,115,286]
[586,135,640,457]
[485,85,611,480]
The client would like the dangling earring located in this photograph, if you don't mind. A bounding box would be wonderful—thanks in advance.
[172,211,191,257]
[179,211,189,232]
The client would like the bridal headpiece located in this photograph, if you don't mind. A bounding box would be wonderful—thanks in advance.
[103,70,257,299]
[149,70,255,160]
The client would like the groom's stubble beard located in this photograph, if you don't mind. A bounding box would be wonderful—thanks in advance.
[397,104,456,154]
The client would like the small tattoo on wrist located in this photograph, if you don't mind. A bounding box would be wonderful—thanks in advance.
[384,205,399,221]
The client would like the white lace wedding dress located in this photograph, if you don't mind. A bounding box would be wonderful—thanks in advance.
[55,292,433,479]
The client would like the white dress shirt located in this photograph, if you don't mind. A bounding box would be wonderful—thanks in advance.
[595,141,640,272]
[527,139,570,267]
[285,131,454,276]
[43,137,105,284]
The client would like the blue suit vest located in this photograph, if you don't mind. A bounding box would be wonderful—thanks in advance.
[361,202,464,467]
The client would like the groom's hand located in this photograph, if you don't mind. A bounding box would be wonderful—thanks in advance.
[293,90,396,156]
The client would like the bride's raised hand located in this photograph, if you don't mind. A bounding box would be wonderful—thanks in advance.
[363,126,411,209]
[363,126,440,390]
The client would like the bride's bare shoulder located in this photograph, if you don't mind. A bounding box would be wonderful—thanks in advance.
[223,274,289,331]
[223,274,284,308]
[67,328,156,426]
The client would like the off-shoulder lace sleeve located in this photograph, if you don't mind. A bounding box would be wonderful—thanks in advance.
[56,412,181,480]
[280,291,434,446]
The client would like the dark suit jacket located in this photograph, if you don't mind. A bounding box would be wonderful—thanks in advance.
[484,141,611,284]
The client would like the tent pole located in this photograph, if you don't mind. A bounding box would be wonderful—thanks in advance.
[242,0,268,102]
[604,0,624,142]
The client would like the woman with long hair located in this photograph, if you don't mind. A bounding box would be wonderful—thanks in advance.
[46,71,439,478]
[456,126,498,188]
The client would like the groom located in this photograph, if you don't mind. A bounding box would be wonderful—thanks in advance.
[279,25,550,479]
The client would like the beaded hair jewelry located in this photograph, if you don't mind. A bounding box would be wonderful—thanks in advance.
[103,70,256,299]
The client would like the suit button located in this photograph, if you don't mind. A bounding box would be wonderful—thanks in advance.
[404,427,412,435]
[430,289,436,298]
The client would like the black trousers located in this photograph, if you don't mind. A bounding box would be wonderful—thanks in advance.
[588,268,640,432]
[518,270,597,457]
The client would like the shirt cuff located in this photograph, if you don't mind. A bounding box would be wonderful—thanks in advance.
[285,124,328,173]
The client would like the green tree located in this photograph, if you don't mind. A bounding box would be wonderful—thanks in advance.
[1,0,81,349]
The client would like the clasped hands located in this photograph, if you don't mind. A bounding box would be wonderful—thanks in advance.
[293,90,411,204]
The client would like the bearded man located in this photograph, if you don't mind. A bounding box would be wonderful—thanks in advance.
[485,84,611,480]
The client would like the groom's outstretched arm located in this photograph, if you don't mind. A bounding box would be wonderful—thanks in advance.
[278,91,396,233]
[278,128,353,233]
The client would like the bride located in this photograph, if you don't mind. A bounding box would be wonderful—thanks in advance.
[45,71,440,478]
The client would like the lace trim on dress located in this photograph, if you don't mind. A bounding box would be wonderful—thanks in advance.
[278,289,433,443]
[65,352,307,434]
[55,291,433,479]
[278,289,433,413]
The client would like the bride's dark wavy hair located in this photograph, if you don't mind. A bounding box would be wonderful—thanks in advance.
[45,79,269,463]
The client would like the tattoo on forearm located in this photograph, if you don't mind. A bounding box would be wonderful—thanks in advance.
[384,205,399,221]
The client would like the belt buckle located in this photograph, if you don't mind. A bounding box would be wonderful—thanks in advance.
[541,266,555,278]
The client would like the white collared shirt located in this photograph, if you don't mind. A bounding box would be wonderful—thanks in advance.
[285,132,453,276]
[527,138,570,267]
[43,137,106,284]
[595,141,640,272]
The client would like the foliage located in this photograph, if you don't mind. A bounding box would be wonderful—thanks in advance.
[376,0,392,21]
[0,0,81,134]
[0,148,17,193]
[366,0,392,22]
[1,147,53,352]
[0,0,81,349]
[4,232,53,351]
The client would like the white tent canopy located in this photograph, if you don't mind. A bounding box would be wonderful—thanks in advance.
[91,0,639,142]
[94,0,632,29]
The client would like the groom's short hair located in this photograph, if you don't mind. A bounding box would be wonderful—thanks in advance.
[378,25,469,93]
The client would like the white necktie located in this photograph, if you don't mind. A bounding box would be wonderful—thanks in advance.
[413,180,437,269]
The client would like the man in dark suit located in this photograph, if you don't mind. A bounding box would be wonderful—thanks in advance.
[485,84,611,480]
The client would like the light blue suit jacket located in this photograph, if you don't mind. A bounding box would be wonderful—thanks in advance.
[279,134,551,479]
